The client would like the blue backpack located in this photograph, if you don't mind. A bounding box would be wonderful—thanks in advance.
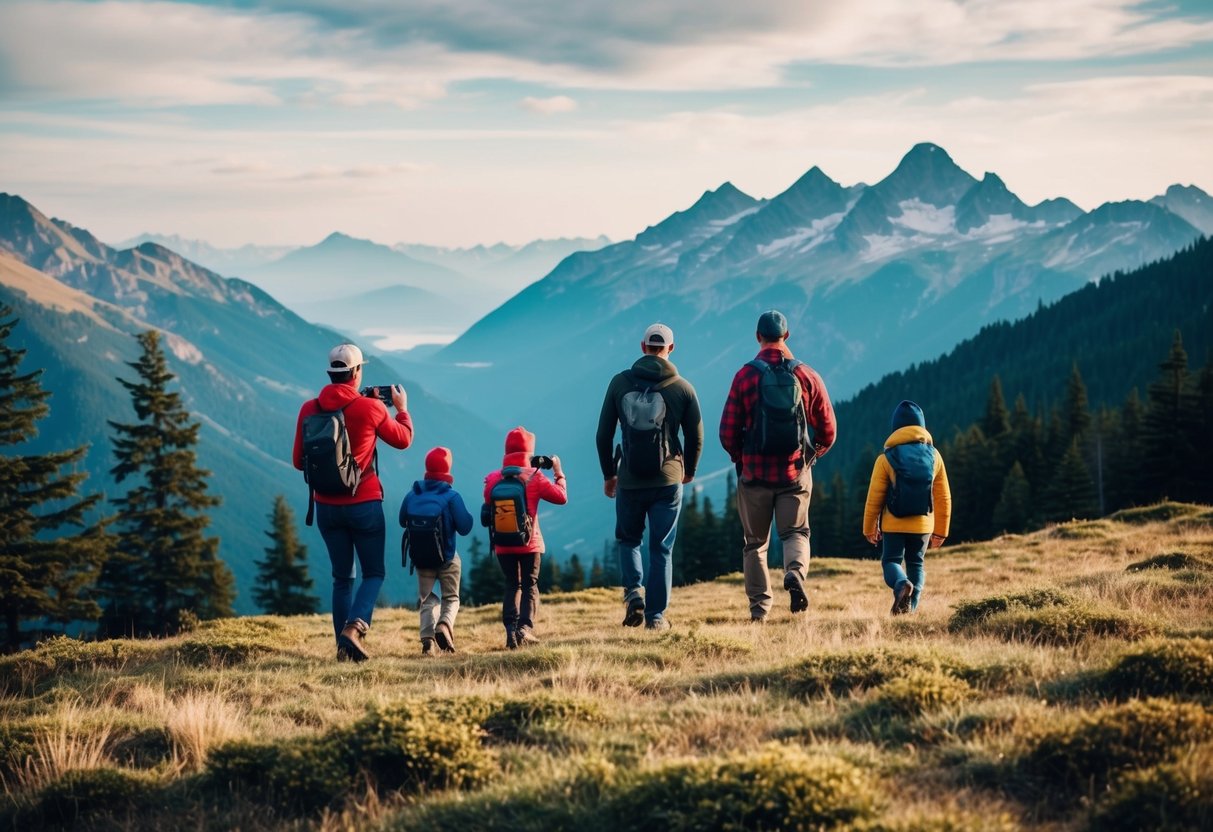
[884,442,935,517]
[401,483,454,571]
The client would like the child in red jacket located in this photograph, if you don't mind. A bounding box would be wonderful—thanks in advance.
[483,426,567,649]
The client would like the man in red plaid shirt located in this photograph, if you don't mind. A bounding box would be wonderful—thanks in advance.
[719,310,836,621]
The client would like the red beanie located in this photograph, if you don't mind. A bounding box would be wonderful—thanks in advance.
[505,426,535,455]
[424,446,453,484]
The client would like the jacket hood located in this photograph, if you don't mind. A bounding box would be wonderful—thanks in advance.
[885,425,934,449]
[891,400,926,430]
[413,479,452,496]
[630,354,678,383]
[317,382,362,410]
[503,426,535,467]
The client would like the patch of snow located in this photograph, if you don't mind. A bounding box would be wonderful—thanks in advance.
[163,332,203,365]
[76,334,88,343]
[254,375,312,399]
[893,199,956,234]
[455,361,492,369]
[757,212,846,257]
[708,206,761,228]
[963,213,1029,245]
[861,233,916,262]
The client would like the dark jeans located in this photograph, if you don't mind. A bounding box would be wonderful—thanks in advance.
[882,532,928,611]
[616,483,682,623]
[498,552,541,632]
[316,501,386,642]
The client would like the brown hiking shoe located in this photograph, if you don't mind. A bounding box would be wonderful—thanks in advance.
[435,622,456,653]
[338,619,370,662]
[892,582,914,615]
[515,627,540,647]
[784,571,809,614]
[421,638,435,656]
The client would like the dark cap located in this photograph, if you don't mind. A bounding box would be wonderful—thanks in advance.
[891,400,926,430]
[756,310,788,340]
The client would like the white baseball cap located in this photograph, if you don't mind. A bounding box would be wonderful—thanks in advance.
[643,323,674,347]
[327,343,364,372]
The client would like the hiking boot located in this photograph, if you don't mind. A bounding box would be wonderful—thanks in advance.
[645,617,671,632]
[892,582,914,616]
[435,622,456,653]
[421,638,435,656]
[338,619,370,662]
[622,591,645,627]
[505,629,518,650]
[784,571,809,614]
[749,615,767,625]
[515,627,541,647]
[337,644,351,662]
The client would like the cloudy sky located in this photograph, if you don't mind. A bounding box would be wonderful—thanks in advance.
[1,0,1211,248]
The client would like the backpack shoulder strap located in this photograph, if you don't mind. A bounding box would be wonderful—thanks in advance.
[624,370,679,392]
[747,358,770,375]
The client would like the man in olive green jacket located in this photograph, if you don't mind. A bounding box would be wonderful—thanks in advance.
[596,323,703,630]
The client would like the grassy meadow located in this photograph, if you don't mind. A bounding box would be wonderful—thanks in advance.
[3,501,1213,831]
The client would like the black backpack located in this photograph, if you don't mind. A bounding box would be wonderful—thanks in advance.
[618,372,679,477]
[401,484,453,571]
[301,401,361,525]
[482,466,532,549]
[884,441,936,517]
[744,358,811,458]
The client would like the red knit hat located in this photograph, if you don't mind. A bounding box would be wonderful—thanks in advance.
[504,426,535,455]
[424,446,453,484]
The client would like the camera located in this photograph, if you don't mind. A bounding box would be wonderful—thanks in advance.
[530,455,554,469]
[361,385,393,404]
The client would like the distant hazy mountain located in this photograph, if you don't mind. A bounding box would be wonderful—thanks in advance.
[391,143,1205,555]
[397,235,612,291]
[114,233,294,278]
[1150,184,1213,235]
[0,193,499,612]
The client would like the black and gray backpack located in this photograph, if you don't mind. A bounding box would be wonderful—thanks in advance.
[744,358,811,458]
[301,401,360,525]
[618,372,679,477]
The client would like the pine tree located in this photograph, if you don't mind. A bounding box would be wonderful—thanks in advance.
[100,330,234,636]
[253,495,318,615]
[991,462,1032,534]
[1041,439,1099,523]
[1140,331,1200,502]
[560,554,586,592]
[1063,363,1092,444]
[0,307,112,651]
[716,472,744,578]
[1106,388,1145,510]
[982,376,1011,439]
[465,537,504,606]
[588,556,607,588]
[538,556,561,593]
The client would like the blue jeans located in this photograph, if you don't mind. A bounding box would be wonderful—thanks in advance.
[616,483,682,623]
[882,532,928,611]
[316,501,386,642]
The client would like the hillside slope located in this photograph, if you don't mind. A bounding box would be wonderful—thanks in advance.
[2,504,1211,830]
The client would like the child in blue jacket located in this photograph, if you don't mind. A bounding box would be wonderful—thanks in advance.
[399,447,473,654]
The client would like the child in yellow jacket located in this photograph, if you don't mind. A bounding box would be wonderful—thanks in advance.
[862,401,952,614]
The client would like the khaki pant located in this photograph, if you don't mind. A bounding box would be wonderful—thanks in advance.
[418,555,461,640]
[737,468,812,618]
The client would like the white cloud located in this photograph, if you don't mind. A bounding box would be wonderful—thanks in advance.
[1,0,1211,106]
[521,95,578,114]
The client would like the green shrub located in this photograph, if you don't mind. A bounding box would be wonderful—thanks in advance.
[1088,746,1213,831]
[872,810,1021,832]
[1018,699,1213,797]
[0,723,37,781]
[1109,502,1205,525]
[175,618,289,667]
[35,767,156,825]
[481,695,602,744]
[206,699,495,815]
[110,727,173,769]
[948,588,1070,632]
[980,603,1153,646]
[1102,638,1213,699]
[782,648,971,699]
[1051,520,1115,540]
[1126,552,1213,572]
[0,636,143,692]
[609,746,878,831]
[348,703,496,793]
[865,671,973,719]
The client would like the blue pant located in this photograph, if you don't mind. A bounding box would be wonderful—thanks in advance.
[316,501,386,642]
[881,532,928,611]
[616,483,682,623]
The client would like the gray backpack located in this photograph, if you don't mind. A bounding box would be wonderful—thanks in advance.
[618,372,679,477]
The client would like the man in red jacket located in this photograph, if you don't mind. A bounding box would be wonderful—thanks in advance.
[719,311,836,622]
[293,343,413,661]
